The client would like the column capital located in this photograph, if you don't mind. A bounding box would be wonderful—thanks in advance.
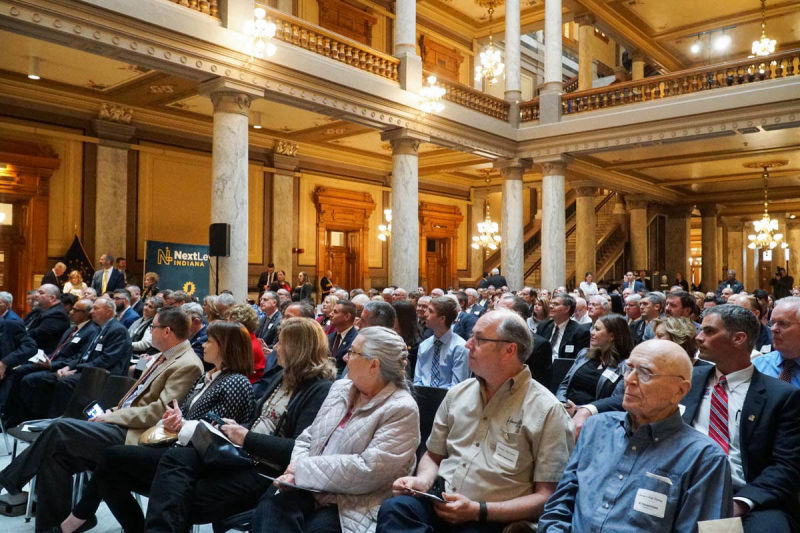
[380,128,429,154]
[198,78,263,116]
[630,49,646,62]
[573,13,595,26]
[787,217,800,229]
[570,180,597,197]
[720,216,745,231]
[626,196,648,211]
[493,157,532,179]
[538,157,567,176]
[699,204,720,218]
[91,119,135,147]
[663,204,695,218]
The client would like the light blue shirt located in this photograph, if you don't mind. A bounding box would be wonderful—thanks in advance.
[539,411,732,532]
[413,329,469,388]
[753,350,800,388]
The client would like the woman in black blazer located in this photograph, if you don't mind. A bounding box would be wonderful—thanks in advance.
[292,271,314,302]
[98,318,335,533]
[75,321,256,533]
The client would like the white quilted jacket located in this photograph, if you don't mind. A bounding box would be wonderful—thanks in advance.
[292,379,420,533]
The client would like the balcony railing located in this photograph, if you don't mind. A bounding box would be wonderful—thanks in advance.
[263,8,399,82]
[520,48,800,122]
[166,0,219,18]
[427,75,510,121]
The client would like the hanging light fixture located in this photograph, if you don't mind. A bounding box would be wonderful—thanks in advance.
[752,0,777,57]
[243,7,277,59]
[419,75,446,114]
[745,161,788,250]
[474,1,504,85]
[377,209,392,241]
[471,202,501,252]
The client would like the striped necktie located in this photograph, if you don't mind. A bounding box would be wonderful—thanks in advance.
[708,375,729,454]
[431,339,443,387]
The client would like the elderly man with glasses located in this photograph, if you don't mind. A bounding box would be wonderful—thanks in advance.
[539,339,732,532]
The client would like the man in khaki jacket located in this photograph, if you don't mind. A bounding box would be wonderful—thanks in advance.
[0,306,203,532]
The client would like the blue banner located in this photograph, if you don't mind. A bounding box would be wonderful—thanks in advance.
[144,240,210,301]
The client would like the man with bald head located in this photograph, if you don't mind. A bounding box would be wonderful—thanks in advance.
[684,304,800,532]
[27,284,70,354]
[540,339,732,531]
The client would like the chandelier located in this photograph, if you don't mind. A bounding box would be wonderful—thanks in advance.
[377,209,392,241]
[474,2,504,85]
[751,0,777,57]
[471,203,501,251]
[243,7,277,59]
[419,75,446,114]
[745,161,788,250]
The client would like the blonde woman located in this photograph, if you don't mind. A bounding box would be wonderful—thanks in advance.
[62,270,87,298]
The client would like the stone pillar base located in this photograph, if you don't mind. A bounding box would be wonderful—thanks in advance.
[396,52,422,93]
[539,85,562,124]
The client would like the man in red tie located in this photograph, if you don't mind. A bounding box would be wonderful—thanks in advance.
[0,306,203,532]
[683,304,800,532]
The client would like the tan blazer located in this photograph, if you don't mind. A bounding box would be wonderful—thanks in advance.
[103,339,204,445]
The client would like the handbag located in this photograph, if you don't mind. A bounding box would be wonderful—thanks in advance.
[138,419,178,447]
[190,421,255,469]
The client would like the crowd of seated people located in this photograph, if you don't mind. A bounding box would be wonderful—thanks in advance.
[0,259,800,532]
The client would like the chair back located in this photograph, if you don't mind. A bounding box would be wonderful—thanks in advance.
[62,366,110,419]
[412,385,448,459]
[550,358,575,394]
[99,375,137,408]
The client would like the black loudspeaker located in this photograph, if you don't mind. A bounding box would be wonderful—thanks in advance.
[209,223,230,257]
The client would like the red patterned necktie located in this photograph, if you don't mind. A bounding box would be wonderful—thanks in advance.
[778,359,795,383]
[708,375,729,454]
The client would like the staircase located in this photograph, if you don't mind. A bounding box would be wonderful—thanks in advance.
[524,191,621,288]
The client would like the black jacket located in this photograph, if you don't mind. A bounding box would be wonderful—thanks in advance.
[27,303,70,354]
[537,319,590,359]
[256,311,282,348]
[50,321,100,370]
[64,318,132,375]
[681,365,800,511]
[526,332,553,390]
[485,274,507,288]
[244,367,334,468]
[0,319,38,367]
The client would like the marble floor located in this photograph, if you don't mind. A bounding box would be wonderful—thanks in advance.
[0,437,214,532]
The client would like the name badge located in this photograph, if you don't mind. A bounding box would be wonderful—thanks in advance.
[633,488,667,518]
[760,344,771,353]
[602,368,620,383]
[267,323,274,329]
[493,441,519,469]
[71,336,81,344]
[565,345,575,353]
[95,344,103,351]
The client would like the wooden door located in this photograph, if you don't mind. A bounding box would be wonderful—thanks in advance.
[425,238,448,290]
[758,250,773,291]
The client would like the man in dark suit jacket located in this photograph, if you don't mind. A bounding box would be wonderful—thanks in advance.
[2,300,99,426]
[0,319,38,409]
[41,262,67,289]
[495,294,554,388]
[0,292,22,323]
[91,253,126,296]
[255,291,282,349]
[485,268,507,289]
[48,296,132,417]
[327,300,357,376]
[452,292,478,341]
[26,285,70,354]
[683,304,800,532]
[537,294,590,359]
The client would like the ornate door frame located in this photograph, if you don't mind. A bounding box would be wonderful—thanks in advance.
[418,202,463,290]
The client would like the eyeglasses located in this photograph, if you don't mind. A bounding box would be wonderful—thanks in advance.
[469,334,513,347]
[622,363,684,384]
[150,324,168,331]
[345,348,366,359]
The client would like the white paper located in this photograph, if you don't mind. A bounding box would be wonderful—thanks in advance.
[199,419,241,448]
[633,488,667,518]
[698,518,744,533]
[28,350,47,364]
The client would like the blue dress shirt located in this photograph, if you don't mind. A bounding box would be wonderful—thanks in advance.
[413,329,469,388]
[539,411,732,532]
[753,350,800,388]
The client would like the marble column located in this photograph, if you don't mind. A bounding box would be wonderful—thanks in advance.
[540,0,563,123]
[700,204,720,292]
[381,128,429,290]
[574,183,597,280]
[631,49,646,81]
[495,159,531,291]
[576,15,594,91]
[540,159,567,290]
[627,197,649,272]
[470,188,489,281]
[664,206,693,283]
[199,79,262,298]
[722,217,744,280]
[787,220,800,281]
[504,0,521,126]
[394,0,422,92]
[273,148,299,284]
[91,119,135,260]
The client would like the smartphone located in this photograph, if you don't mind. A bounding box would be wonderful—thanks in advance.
[406,487,446,503]
[204,411,226,426]
[256,473,321,493]
[84,402,104,419]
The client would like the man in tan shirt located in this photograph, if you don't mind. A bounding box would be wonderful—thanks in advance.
[0,306,203,532]
[378,310,574,532]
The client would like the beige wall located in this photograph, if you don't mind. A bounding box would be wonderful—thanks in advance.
[136,143,264,264]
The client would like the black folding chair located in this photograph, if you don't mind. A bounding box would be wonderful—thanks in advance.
[412,385,448,460]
